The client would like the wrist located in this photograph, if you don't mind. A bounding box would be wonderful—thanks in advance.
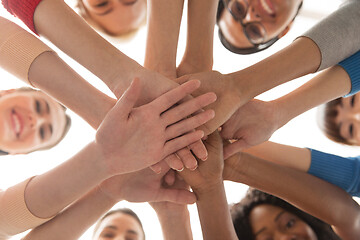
[192,180,224,197]
[94,185,119,206]
[88,141,117,177]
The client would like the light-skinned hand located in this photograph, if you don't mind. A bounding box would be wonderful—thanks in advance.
[95,77,216,174]
[221,99,280,158]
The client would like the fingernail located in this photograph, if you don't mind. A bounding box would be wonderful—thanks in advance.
[176,167,184,172]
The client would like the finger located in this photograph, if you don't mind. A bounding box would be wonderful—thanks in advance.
[174,75,191,84]
[165,110,215,140]
[161,92,217,125]
[164,130,204,157]
[116,78,141,119]
[164,170,176,186]
[153,189,196,204]
[164,154,184,172]
[151,79,201,113]
[188,140,208,161]
[176,148,198,171]
[223,140,249,159]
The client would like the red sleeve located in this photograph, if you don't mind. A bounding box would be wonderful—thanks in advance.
[1,0,43,34]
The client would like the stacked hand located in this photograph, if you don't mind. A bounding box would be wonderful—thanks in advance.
[95,77,216,175]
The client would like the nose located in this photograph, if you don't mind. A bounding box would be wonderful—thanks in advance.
[242,4,261,24]
[28,113,45,129]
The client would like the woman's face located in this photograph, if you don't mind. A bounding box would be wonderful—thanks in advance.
[82,0,146,35]
[0,90,67,154]
[249,204,318,240]
[218,0,301,48]
[94,213,144,240]
[336,94,360,144]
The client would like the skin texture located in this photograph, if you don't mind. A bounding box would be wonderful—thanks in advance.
[81,0,146,35]
[222,64,351,157]
[249,204,317,240]
[218,0,302,48]
[33,0,209,172]
[336,93,360,144]
[0,89,66,154]
[93,213,144,240]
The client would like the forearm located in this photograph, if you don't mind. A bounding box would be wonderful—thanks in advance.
[24,186,116,240]
[154,205,193,240]
[144,0,184,77]
[272,65,351,128]
[33,0,142,92]
[224,153,360,239]
[180,0,218,72]
[29,51,116,129]
[24,142,109,218]
[194,182,238,240]
[244,141,311,172]
[230,37,321,100]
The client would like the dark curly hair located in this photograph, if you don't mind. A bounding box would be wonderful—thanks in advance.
[231,188,341,240]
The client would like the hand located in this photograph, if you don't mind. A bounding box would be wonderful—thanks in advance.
[179,132,224,193]
[221,99,280,158]
[113,69,211,172]
[99,162,196,204]
[149,174,191,213]
[95,78,216,175]
[176,71,243,136]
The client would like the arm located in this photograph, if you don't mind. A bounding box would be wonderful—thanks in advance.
[179,133,238,240]
[24,164,196,240]
[144,0,184,79]
[0,78,214,236]
[177,0,218,76]
[222,63,352,152]
[224,152,360,240]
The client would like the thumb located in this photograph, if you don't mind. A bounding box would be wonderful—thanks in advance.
[223,139,249,159]
[115,78,141,119]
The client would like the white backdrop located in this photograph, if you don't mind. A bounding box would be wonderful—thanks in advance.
[0,0,359,239]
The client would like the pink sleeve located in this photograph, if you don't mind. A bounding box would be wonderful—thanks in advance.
[0,177,52,237]
[2,0,43,34]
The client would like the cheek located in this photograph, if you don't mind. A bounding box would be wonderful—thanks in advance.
[296,222,318,240]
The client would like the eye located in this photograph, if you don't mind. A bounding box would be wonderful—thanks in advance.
[39,126,45,140]
[286,219,295,229]
[349,123,354,138]
[35,100,41,114]
[96,1,109,7]
[351,95,356,107]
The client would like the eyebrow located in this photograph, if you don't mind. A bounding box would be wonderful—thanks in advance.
[274,211,286,222]
[104,225,118,230]
[96,8,114,16]
[127,229,138,235]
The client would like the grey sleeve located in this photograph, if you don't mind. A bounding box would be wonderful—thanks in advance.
[301,0,360,71]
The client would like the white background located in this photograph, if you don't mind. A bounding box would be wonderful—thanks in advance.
[0,0,359,239]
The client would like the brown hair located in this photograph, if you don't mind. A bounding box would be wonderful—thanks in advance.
[93,208,145,239]
[317,98,356,146]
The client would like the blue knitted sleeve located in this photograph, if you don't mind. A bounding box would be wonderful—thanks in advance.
[338,50,360,97]
[308,149,360,197]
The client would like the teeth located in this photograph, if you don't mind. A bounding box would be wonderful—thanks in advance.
[12,113,21,134]
[260,0,275,15]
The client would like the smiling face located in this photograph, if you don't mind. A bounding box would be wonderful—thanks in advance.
[249,204,318,240]
[218,0,302,49]
[335,94,360,145]
[94,212,145,240]
[81,0,147,35]
[0,89,67,154]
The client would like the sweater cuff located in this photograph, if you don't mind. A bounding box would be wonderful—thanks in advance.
[0,177,52,236]
[2,0,43,34]
[338,51,360,97]
[308,149,360,197]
